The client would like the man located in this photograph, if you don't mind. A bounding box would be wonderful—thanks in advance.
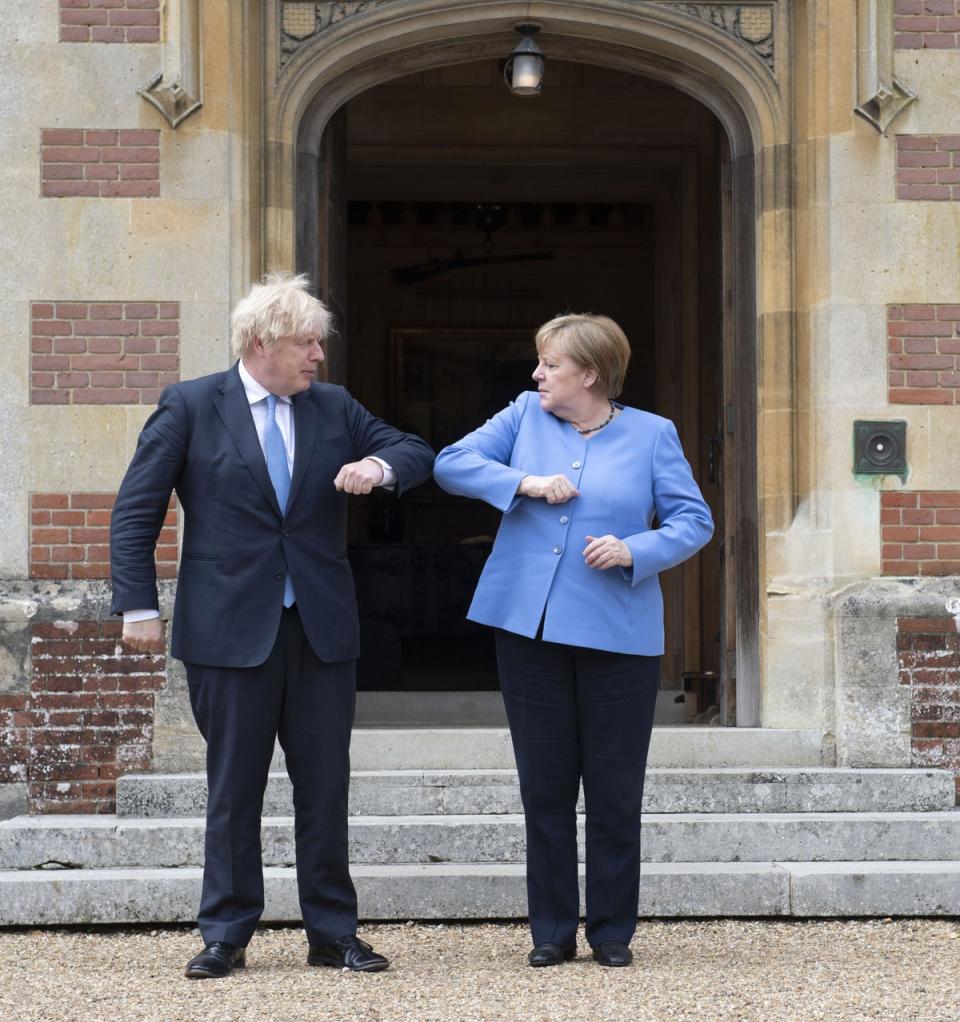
[110,273,434,977]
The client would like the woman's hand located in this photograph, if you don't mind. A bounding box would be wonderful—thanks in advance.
[583,534,632,570]
[517,474,580,504]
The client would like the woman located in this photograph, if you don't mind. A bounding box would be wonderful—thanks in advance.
[433,314,713,968]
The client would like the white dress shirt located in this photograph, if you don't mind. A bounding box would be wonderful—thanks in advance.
[123,361,395,622]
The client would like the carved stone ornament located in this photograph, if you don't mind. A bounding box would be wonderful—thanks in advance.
[277,1,777,75]
[139,0,203,128]
[666,4,775,73]
[854,0,916,133]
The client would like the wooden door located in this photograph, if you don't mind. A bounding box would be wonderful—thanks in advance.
[317,106,349,384]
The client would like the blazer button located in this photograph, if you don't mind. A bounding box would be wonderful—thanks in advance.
[559,515,569,525]
[571,460,582,469]
[553,545,562,555]
[282,529,289,538]
[273,571,283,580]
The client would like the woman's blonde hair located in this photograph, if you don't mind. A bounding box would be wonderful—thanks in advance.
[535,313,631,399]
[230,272,333,358]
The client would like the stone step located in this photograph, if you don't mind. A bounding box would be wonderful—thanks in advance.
[315,727,826,772]
[5,811,960,870]
[2,860,959,926]
[116,767,956,818]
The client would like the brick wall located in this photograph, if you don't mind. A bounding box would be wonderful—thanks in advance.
[888,304,960,404]
[895,1,960,48]
[881,492,960,575]
[31,300,179,404]
[40,129,160,199]
[898,617,960,804]
[30,493,178,581]
[896,136,960,200]
[0,621,164,814]
[60,0,160,44]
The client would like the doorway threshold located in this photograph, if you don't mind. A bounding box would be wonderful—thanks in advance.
[355,689,690,727]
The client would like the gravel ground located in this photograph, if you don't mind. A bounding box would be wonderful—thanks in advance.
[1,919,959,1022]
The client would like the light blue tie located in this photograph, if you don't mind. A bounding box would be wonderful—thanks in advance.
[265,394,295,607]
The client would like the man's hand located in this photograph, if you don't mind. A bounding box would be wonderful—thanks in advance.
[583,534,633,570]
[122,617,166,654]
[334,458,385,495]
[517,474,580,505]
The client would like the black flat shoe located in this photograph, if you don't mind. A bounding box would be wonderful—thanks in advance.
[308,935,389,972]
[592,941,632,967]
[528,942,576,967]
[184,941,246,979]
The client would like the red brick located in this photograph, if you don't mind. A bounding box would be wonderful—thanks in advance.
[86,164,120,181]
[889,388,954,404]
[898,184,952,200]
[924,1,957,14]
[922,560,960,576]
[937,509,960,524]
[123,303,157,319]
[897,135,939,150]
[42,129,85,146]
[109,9,160,25]
[884,526,919,542]
[31,373,56,389]
[84,130,118,148]
[71,563,112,579]
[32,528,70,544]
[53,338,88,354]
[31,390,71,405]
[895,32,924,45]
[116,130,160,146]
[936,136,960,150]
[30,563,70,579]
[124,338,157,354]
[70,493,114,509]
[74,388,140,404]
[87,510,112,526]
[126,27,160,42]
[74,320,139,336]
[899,151,952,167]
[89,26,125,42]
[50,511,84,525]
[903,506,936,523]
[923,32,960,45]
[71,354,138,370]
[891,354,955,369]
[119,164,160,181]
[889,321,954,337]
[43,164,84,181]
[904,338,939,353]
[100,181,161,198]
[919,492,960,507]
[882,491,919,508]
[87,340,125,357]
[42,181,101,198]
[897,14,940,28]
[158,303,179,319]
[32,494,69,509]
[884,560,921,575]
[100,146,159,164]
[903,305,937,320]
[140,354,178,370]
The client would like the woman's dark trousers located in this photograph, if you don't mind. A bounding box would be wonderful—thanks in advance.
[495,628,660,949]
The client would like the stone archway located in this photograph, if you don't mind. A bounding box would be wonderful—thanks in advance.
[261,0,795,726]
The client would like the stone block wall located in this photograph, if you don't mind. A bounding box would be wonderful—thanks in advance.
[59,0,161,45]
[898,617,960,801]
[40,129,160,199]
[31,300,180,404]
[0,618,165,814]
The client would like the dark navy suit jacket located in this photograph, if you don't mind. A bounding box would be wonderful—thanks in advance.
[110,363,434,667]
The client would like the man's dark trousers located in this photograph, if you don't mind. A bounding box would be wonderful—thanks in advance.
[186,605,357,948]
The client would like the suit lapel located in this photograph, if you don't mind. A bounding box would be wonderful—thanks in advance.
[213,364,283,519]
[288,387,319,510]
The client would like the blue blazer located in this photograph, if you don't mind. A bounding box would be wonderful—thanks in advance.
[110,364,434,667]
[433,390,714,656]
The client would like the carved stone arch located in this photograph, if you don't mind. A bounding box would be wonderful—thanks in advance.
[262,0,796,726]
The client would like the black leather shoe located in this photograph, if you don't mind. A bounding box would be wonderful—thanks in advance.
[184,941,246,979]
[592,941,633,967]
[528,942,576,967]
[307,935,389,972]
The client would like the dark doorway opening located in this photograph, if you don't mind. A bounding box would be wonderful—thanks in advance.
[324,60,727,722]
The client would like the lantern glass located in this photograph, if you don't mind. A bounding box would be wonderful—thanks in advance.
[510,53,544,95]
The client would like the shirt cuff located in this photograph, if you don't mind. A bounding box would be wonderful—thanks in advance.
[123,609,161,623]
[369,457,396,490]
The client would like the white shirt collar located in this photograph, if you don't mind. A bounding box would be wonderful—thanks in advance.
[238,359,291,406]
